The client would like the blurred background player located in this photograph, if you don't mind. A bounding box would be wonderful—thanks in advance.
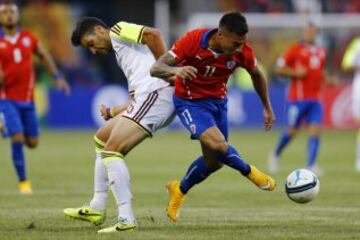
[0,1,70,194]
[268,22,328,176]
[63,17,175,233]
[151,12,276,223]
[342,36,360,172]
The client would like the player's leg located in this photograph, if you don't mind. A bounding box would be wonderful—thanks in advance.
[63,117,119,225]
[199,126,275,190]
[20,102,41,194]
[306,101,323,176]
[1,101,31,194]
[352,80,360,172]
[167,97,275,222]
[268,102,302,173]
[97,116,149,233]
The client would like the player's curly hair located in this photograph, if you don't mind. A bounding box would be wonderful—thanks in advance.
[219,12,248,36]
[71,17,108,46]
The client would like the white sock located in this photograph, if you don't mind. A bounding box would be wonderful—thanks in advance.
[89,153,109,211]
[105,159,135,223]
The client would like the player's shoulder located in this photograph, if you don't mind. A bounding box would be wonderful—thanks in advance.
[19,29,38,39]
[181,28,208,41]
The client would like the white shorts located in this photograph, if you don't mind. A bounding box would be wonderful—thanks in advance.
[122,86,175,137]
[353,78,360,120]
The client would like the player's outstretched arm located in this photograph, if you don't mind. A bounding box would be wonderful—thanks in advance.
[150,52,197,83]
[35,43,71,95]
[248,66,275,131]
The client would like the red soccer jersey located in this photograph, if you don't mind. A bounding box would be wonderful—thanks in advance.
[170,28,257,99]
[277,42,326,101]
[0,29,39,102]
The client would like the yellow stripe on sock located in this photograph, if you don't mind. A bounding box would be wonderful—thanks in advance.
[100,150,124,164]
[94,135,106,153]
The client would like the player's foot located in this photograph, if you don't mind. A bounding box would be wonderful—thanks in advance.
[19,180,33,195]
[97,219,136,233]
[166,180,186,223]
[63,206,106,226]
[247,165,276,191]
[307,165,324,177]
[268,151,279,174]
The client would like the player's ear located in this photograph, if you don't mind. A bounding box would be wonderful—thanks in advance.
[94,25,104,35]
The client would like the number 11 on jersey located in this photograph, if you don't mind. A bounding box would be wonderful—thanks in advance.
[204,66,216,77]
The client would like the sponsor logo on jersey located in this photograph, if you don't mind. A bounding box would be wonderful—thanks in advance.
[22,37,31,47]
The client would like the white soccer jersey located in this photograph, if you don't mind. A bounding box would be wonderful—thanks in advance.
[110,34,168,97]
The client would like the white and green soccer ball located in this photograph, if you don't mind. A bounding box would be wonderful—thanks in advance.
[285,169,320,204]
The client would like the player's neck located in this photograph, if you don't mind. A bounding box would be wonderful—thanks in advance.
[3,26,17,36]
[208,34,222,53]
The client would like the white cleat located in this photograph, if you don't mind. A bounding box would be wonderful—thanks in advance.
[268,151,279,174]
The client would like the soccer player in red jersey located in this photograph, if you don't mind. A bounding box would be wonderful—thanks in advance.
[151,12,276,222]
[0,1,70,194]
[268,23,327,176]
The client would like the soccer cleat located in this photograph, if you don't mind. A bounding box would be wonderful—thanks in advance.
[166,180,186,223]
[97,221,136,233]
[63,206,106,226]
[19,180,33,195]
[267,150,279,174]
[247,165,276,191]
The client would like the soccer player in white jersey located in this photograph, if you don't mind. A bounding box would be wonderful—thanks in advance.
[63,17,175,233]
[342,37,360,172]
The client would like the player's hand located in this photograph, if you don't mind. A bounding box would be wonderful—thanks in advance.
[263,108,275,131]
[100,104,111,121]
[165,75,176,84]
[294,67,307,78]
[175,66,198,80]
[55,77,71,95]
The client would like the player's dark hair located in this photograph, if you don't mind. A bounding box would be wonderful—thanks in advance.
[219,12,248,36]
[71,17,108,46]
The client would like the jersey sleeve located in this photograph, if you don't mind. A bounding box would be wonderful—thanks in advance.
[169,31,198,62]
[109,21,145,44]
[276,44,297,68]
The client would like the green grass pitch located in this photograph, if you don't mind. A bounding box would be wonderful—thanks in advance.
[0,129,359,240]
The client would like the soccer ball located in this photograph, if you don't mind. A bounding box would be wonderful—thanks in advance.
[285,169,320,204]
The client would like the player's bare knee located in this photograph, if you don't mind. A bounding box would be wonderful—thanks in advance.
[104,141,126,156]
[288,128,298,138]
[11,133,25,143]
[308,125,321,136]
[207,139,228,154]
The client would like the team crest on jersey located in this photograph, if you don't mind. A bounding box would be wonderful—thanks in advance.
[22,37,31,47]
[226,60,236,69]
